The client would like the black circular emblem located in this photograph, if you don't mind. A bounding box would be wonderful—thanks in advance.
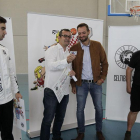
[115,45,138,69]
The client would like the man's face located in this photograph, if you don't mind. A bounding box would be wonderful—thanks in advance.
[58,31,71,47]
[0,23,7,41]
[77,26,90,42]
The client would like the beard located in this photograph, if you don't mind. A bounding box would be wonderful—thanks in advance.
[79,36,88,42]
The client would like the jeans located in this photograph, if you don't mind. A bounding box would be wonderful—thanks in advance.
[40,88,69,140]
[0,99,14,140]
[76,81,103,133]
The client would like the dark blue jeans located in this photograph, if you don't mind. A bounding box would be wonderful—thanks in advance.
[40,88,69,140]
[76,81,103,133]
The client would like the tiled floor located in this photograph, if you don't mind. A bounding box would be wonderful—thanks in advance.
[17,74,140,140]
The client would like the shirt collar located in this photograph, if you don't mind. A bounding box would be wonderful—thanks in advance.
[80,41,90,48]
[57,43,68,52]
[57,43,63,49]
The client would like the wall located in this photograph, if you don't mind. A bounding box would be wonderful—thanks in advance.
[0,0,99,73]
[106,0,140,54]
[1,0,138,73]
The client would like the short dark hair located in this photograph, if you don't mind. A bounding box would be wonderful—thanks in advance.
[77,23,89,31]
[0,16,7,24]
[59,29,70,37]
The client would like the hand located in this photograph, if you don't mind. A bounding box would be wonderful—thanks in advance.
[72,87,76,94]
[96,79,103,85]
[15,93,22,102]
[69,70,75,76]
[67,54,76,63]
[127,86,131,94]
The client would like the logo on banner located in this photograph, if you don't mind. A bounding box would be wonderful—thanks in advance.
[115,45,138,69]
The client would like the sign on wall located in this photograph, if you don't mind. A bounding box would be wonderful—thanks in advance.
[106,26,140,122]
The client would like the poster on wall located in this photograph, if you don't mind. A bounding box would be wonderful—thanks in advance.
[106,26,140,122]
[28,13,104,136]
[0,17,21,140]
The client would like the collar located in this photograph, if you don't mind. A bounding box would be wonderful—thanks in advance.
[57,43,63,49]
[57,43,68,51]
[80,41,90,48]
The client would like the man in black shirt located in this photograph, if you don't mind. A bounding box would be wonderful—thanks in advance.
[124,50,140,140]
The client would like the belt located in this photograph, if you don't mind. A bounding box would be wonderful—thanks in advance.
[82,80,94,83]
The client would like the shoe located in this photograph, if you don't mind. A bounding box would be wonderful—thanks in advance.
[124,131,131,140]
[71,133,84,140]
[96,131,105,140]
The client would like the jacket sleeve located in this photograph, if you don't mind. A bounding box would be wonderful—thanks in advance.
[99,44,109,80]
[8,55,20,95]
[45,46,69,71]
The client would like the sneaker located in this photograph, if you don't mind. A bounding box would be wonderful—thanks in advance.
[124,131,131,140]
[96,131,105,140]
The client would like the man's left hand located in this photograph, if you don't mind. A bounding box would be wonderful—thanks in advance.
[15,93,22,102]
[96,79,104,85]
[69,70,75,76]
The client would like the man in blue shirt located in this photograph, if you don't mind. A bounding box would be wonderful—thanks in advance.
[70,23,108,140]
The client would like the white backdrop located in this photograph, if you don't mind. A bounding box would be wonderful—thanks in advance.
[28,13,103,137]
[0,18,21,140]
[106,26,140,122]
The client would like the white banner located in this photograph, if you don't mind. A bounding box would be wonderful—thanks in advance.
[13,99,27,132]
[0,18,21,140]
[106,26,140,122]
[28,13,103,134]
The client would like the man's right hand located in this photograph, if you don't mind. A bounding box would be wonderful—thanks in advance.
[67,54,76,63]
[72,87,76,94]
[127,86,131,94]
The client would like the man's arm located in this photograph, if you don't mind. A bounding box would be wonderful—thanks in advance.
[96,44,108,85]
[100,45,108,80]
[45,47,75,71]
[126,67,133,94]
[8,56,22,101]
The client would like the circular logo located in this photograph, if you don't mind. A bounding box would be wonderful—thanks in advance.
[115,45,138,69]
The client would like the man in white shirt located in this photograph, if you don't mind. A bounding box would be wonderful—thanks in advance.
[40,29,76,140]
[0,16,22,140]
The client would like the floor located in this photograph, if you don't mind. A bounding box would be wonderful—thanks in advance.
[17,74,140,140]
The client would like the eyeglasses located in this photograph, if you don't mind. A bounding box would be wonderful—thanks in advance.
[61,34,72,39]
